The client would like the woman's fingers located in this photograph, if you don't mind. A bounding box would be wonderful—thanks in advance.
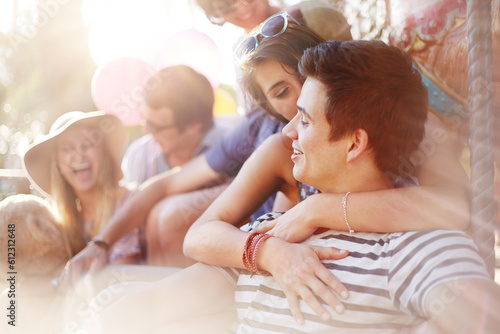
[319,266,349,300]
[289,274,347,324]
[296,284,332,321]
[312,245,349,260]
[54,244,108,291]
[311,246,350,301]
[314,265,349,310]
[285,291,304,325]
[254,219,276,233]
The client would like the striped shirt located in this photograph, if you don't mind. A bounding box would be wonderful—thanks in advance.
[230,229,489,333]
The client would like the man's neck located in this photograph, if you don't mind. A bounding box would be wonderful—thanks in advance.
[321,164,391,194]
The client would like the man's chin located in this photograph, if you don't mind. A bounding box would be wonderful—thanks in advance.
[292,168,306,184]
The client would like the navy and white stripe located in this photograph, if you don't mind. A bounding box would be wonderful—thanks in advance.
[231,229,490,333]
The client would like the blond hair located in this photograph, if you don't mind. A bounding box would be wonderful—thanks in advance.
[50,145,118,257]
[0,194,71,277]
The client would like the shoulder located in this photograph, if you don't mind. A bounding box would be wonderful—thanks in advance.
[238,132,295,192]
[252,132,293,161]
[221,108,275,137]
[203,116,239,146]
[389,230,480,255]
[387,230,488,283]
[124,134,156,157]
[387,230,490,316]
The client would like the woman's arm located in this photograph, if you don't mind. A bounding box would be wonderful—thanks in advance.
[184,134,296,266]
[184,133,349,324]
[256,112,470,241]
[102,154,227,246]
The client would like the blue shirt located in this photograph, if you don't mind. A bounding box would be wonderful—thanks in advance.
[205,107,284,218]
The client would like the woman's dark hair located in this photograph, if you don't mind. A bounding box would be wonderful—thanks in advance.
[239,23,325,122]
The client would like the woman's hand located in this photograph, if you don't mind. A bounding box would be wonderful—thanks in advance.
[55,243,108,291]
[255,198,319,242]
[258,237,349,325]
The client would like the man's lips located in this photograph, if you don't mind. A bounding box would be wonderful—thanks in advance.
[291,146,303,160]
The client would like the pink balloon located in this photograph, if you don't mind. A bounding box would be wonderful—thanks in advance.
[91,57,154,126]
[156,29,221,88]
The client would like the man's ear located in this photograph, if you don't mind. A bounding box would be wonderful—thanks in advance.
[346,129,369,163]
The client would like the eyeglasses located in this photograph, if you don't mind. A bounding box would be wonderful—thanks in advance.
[145,119,177,134]
[213,0,253,16]
[234,11,301,59]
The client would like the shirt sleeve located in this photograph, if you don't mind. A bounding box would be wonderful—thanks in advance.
[205,109,278,177]
[121,135,152,186]
[388,230,490,318]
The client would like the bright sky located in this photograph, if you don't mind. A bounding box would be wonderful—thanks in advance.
[0,0,42,33]
[1,0,241,85]
[89,0,246,86]
[0,1,12,33]
[1,0,302,85]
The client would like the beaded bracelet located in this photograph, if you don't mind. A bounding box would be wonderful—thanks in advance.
[242,232,258,271]
[341,192,354,234]
[252,234,272,275]
[242,232,272,276]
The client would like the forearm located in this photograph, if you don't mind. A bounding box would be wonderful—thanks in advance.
[96,177,172,246]
[184,219,248,268]
[185,134,293,267]
[304,185,469,233]
[99,155,225,246]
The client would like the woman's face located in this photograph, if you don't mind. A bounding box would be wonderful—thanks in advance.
[254,59,303,122]
[56,124,104,194]
[216,0,274,31]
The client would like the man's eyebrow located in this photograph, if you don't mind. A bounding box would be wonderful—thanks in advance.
[297,105,310,119]
[266,80,285,94]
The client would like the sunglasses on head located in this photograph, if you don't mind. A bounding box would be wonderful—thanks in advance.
[234,11,301,59]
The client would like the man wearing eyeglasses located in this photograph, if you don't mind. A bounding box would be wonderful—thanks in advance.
[120,65,234,266]
[121,65,231,187]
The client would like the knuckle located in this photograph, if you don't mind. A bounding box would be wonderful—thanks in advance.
[315,285,331,296]
[302,293,315,303]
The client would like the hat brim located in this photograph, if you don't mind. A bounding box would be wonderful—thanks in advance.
[23,111,128,197]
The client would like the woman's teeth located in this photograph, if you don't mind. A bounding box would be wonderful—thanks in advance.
[73,163,90,172]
